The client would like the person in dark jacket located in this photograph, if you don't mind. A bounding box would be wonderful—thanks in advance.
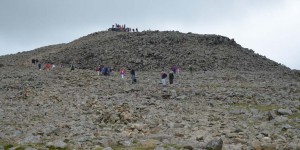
[169,70,174,85]
[161,71,167,87]
[130,69,136,84]
[38,63,42,70]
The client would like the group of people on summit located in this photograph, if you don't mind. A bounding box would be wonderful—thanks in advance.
[111,23,138,32]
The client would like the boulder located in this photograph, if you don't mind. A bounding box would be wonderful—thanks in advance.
[176,95,187,100]
[206,138,223,150]
[46,140,67,148]
[170,89,177,99]
[267,110,277,121]
[277,108,293,115]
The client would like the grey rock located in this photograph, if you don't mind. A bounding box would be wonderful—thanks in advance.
[274,116,288,123]
[47,140,67,148]
[18,135,41,144]
[155,146,165,150]
[277,108,293,115]
[24,147,37,150]
[282,124,293,131]
[267,110,277,121]
[206,138,223,150]
[118,140,132,146]
[287,142,300,150]
[176,95,187,100]
[170,90,177,99]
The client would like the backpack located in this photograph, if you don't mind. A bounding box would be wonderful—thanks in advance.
[162,73,167,79]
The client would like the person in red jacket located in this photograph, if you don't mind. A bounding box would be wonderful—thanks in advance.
[45,63,51,71]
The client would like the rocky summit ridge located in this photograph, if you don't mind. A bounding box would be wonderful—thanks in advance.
[0,31,299,150]
[0,31,293,72]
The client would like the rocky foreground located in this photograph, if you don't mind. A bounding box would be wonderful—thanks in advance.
[0,64,299,150]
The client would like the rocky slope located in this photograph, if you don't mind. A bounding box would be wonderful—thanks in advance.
[0,31,299,149]
[0,65,299,149]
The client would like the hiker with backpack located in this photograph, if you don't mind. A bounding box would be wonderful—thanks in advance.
[161,70,167,87]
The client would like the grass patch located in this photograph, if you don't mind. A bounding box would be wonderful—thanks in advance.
[4,144,14,150]
[233,103,279,111]
[47,145,69,150]
[15,147,25,150]
[251,105,279,111]
[110,145,156,150]
[163,143,181,150]
[209,83,221,90]
[288,113,300,119]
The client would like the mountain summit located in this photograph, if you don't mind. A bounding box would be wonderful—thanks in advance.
[1,31,290,72]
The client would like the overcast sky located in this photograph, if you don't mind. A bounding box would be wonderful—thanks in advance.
[1,0,299,69]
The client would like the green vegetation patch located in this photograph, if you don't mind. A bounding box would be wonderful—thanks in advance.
[288,113,300,119]
[4,144,14,150]
[47,145,69,150]
[233,103,279,111]
[15,147,25,150]
[163,143,181,150]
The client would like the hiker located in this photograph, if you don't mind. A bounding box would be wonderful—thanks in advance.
[120,68,126,78]
[70,64,75,71]
[189,65,193,75]
[31,59,36,65]
[136,28,138,32]
[104,67,109,76]
[169,70,174,85]
[45,63,51,71]
[171,65,177,74]
[96,65,100,75]
[107,67,111,76]
[38,63,42,70]
[130,68,136,84]
[161,70,167,87]
[176,67,180,74]
[101,67,106,75]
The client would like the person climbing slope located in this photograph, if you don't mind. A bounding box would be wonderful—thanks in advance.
[161,70,167,87]
[120,68,126,78]
[169,70,174,85]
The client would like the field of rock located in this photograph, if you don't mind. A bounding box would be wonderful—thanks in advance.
[0,63,299,150]
[0,31,300,150]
